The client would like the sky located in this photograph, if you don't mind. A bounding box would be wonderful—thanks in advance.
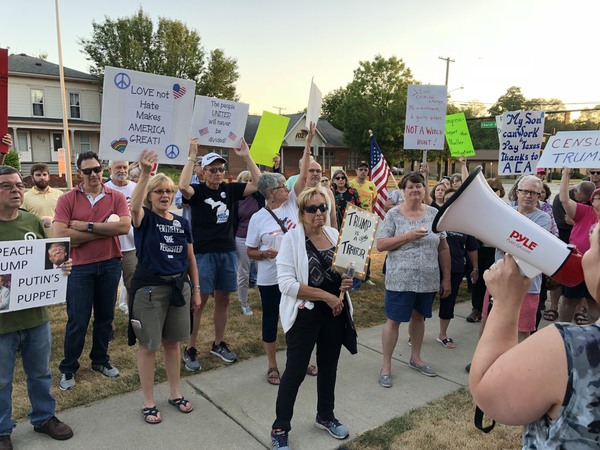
[4,0,600,116]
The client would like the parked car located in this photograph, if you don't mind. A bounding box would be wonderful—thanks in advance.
[391,166,403,176]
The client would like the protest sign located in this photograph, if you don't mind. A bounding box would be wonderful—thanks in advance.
[404,85,447,150]
[537,131,600,168]
[305,78,322,128]
[249,111,290,166]
[190,96,249,148]
[99,66,195,165]
[0,48,8,154]
[333,205,379,280]
[445,112,475,156]
[0,238,70,314]
[496,110,545,175]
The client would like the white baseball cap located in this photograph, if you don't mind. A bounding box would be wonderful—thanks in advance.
[201,152,227,169]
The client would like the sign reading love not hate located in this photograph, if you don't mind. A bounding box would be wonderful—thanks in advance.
[445,113,475,157]
[404,85,448,150]
[250,111,290,166]
[99,66,195,165]
[190,96,249,148]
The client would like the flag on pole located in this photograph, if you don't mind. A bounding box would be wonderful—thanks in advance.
[370,135,391,220]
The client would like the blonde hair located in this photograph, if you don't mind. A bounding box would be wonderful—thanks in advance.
[143,173,176,209]
[297,187,327,220]
[236,170,251,182]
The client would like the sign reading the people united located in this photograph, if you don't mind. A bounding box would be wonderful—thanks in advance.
[190,96,249,148]
[0,238,70,314]
[99,66,195,165]
[496,110,545,175]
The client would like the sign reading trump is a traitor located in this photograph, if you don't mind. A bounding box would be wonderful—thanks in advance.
[99,66,195,165]
[537,130,600,168]
[0,238,70,314]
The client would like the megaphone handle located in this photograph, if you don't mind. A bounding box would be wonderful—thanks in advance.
[513,257,542,279]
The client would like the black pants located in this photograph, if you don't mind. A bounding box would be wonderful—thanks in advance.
[273,306,345,432]
[471,246,495,312]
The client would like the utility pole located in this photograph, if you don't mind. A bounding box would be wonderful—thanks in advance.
[439,56,454,87]
[273,106,287,115]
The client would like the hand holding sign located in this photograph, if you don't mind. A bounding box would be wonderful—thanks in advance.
[233,137,250,158]
[187,138,199,160]
[140,149,159,175]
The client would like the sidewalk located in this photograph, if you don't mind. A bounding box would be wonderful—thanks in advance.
[11,301,498,450]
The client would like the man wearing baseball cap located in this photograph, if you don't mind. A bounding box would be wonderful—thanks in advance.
[535,167,547,181]
[179,140,261,370]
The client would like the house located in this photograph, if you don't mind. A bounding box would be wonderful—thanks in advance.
[7,53,101,173]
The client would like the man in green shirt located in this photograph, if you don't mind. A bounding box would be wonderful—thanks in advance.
[0,166,73,450]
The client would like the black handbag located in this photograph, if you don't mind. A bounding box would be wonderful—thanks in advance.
[341,291,358,355]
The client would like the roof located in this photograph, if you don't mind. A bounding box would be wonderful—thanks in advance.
[8,53,95,81]
[243,113,346,147]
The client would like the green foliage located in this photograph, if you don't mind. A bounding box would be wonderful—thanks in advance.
[3,149,20,170]
[80,7,238,99]
[321,87,347,130]
[488,86,526,116]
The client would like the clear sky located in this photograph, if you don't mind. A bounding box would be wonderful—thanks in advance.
[4,0,600,116]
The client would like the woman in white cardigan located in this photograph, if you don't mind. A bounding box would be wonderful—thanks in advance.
[270,187,353,450]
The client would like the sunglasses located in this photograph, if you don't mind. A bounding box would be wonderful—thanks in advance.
[590,171,600,175]
[81,166,103,175]
[303,203,328,214]
[207,167,225,174]
[334,176,346,180]
[153,189,174,195]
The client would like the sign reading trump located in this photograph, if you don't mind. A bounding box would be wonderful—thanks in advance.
[0,238,70,314]
[99,66,195,165]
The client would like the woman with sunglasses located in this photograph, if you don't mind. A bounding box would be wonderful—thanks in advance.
[270,187,353,449]
[128,150,201,424]
[470,223,600,448]
[376,172,451,387]
[331,169,360,228]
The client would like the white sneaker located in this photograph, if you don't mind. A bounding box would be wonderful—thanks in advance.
[241,304,254,316]
[365,280,376,286]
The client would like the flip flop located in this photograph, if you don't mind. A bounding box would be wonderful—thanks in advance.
[168,397,194,413]
[436,337,456,349]
[306,365,318,376]
[543,309,558,321]
[267,368,280,385]
[142,406,162,424]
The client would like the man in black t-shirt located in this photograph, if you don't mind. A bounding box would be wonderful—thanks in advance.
[179,139,261,369]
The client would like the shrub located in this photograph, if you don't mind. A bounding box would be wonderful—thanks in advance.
[3,149,20,170]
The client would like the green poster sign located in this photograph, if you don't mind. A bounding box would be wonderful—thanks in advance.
[445,112,475,156]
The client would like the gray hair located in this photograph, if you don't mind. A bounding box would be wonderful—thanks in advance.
[517,175,543,191]
[0,165,22,180]
[258,173,286,198]
[577,181,596,199]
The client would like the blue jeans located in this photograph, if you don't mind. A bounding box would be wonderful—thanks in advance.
[0,322,55,435]
[59,258,122,374]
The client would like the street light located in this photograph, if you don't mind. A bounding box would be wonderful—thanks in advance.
[448,85,464,96]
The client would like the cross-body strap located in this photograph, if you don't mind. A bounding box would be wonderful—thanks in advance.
[265,206,288,234]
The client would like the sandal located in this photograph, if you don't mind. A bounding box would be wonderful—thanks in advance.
[168,397,194,413]
[574,311,589,326]
[436,337,456,349]
[142,406,162,424]
[267,368,280,385]
[543,309,558,321]
[306,365,318,376]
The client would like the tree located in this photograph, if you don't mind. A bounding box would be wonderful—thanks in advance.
[197,49,239,101]
[80,8,238,99]
[321,87,347,130]
[329,55,417,161]
[573,105,600,130]
[488,86,526,116]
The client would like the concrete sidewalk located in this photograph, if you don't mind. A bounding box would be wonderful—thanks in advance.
[11,301,491,450]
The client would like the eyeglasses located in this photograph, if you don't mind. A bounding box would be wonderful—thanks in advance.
[303,203,328,213]
[80,166,103,176]
[308,168,322,174]
[590,171,600,175]
[517,189,540,197]
[207,167,225,174]
[273,186,289,191]
[153,189,174,195]
[334,176,346,180]
[0,182,26,191]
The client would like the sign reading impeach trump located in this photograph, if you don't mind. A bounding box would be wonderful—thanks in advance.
[0,238,69,314]
[99,66,195,166]
[333,205,379,280]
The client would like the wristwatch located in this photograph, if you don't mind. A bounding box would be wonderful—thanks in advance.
[87,222,94,233]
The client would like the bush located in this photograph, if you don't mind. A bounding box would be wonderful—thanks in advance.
[3,149,20,170]
[571,171,585,179]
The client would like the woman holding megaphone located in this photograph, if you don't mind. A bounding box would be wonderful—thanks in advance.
[470,219,600,447]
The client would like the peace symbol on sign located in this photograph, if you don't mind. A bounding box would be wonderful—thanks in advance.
[114,72,131,90]
[165,144,180,159]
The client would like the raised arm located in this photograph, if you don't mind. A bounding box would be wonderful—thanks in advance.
[559,167,577,219]
[420,162,432,206]
[294,122,316,197]
[179,138,199,200]
[459,156,469,182]
[234,138,260,196]
[130,150,158,228]
[0,134,12,165]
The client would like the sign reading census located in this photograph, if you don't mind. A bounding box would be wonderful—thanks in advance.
[99,66,195,165]
[0,238,70,314]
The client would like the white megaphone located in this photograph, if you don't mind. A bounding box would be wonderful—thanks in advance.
[432,167,584,287]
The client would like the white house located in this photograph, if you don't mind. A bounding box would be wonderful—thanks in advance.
[7,53,101,172]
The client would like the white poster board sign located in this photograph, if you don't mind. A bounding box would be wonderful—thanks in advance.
[190,96,249,148]
[305,78,322,128]
[538,131,600,168]
[0,238,69,314]
[404,85,447,150]
[333,205,379,280]
[496,110,545,175]
[99,66,195,165]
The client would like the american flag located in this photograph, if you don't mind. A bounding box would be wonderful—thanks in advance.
[228,131,237,141]
[173,84,186,99]
[199,127,209,136]
[370,135,391,220]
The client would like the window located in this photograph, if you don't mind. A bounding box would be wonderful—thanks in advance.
[349,149,362,169]
[31,89,44,116]
[80,132,90,152]
[323,149,334,172]
[69,93,81,119]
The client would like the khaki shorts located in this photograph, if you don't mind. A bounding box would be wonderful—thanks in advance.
[132,283,191,351]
